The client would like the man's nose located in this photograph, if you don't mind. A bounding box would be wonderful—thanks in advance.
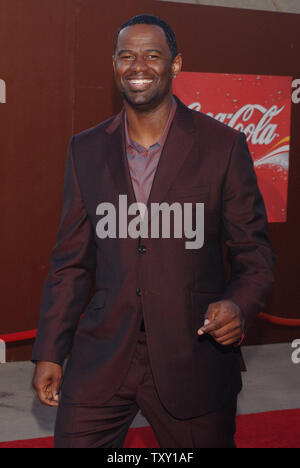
[130,55,148,72]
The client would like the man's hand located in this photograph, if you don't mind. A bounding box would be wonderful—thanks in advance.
[32,361,63,407]
[197,300,245,346]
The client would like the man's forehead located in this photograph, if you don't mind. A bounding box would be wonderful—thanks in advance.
[116,24,169,51]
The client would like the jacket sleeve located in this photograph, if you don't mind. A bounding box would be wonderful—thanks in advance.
[221,132,275,333]
[32,137,96,365]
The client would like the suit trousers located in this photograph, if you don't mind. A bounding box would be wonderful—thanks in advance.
[54,330,238,448]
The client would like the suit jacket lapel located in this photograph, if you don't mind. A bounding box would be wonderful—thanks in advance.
[146,96,197,215]
[105,110,136,207]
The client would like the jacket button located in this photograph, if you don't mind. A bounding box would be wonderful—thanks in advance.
[136,288,142,296]
[138,245,147,254]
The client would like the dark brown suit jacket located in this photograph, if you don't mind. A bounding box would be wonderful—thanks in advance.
[32,95,274,419]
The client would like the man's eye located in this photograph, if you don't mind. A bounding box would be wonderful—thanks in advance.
[147,55,159,59]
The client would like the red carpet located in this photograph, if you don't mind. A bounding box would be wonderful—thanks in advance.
[0,409,299,448]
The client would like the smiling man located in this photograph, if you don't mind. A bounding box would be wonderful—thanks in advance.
[32,15,274,448]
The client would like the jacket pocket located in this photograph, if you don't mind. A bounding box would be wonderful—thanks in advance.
[167,186,209,202]
[91,289,107,310]
[78,290,107,332]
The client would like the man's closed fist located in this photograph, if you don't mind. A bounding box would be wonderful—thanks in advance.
[198,300,245,346]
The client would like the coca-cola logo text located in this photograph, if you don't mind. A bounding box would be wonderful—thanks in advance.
[188,102,283,146]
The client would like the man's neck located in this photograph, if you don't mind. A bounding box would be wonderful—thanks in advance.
[124,95,173,149]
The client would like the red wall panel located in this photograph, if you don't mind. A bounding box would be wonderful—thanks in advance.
[0,0,75,360]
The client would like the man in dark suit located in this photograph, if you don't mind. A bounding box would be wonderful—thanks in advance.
[32,15,274,448]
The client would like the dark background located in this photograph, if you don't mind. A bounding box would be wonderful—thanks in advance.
[1,0,299,360]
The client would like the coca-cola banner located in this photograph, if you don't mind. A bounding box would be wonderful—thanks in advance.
[173,73,292,223]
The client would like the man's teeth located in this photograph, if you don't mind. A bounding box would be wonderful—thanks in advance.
[129,80,153,84]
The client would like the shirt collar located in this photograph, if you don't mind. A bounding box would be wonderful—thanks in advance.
[124,95,177,153]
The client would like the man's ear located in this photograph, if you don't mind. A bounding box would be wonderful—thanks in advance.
[172,53,183,78]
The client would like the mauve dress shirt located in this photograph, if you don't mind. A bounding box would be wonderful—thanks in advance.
[124,96,177,207]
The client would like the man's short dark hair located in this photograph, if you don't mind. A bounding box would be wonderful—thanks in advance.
[114,14,178,60]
